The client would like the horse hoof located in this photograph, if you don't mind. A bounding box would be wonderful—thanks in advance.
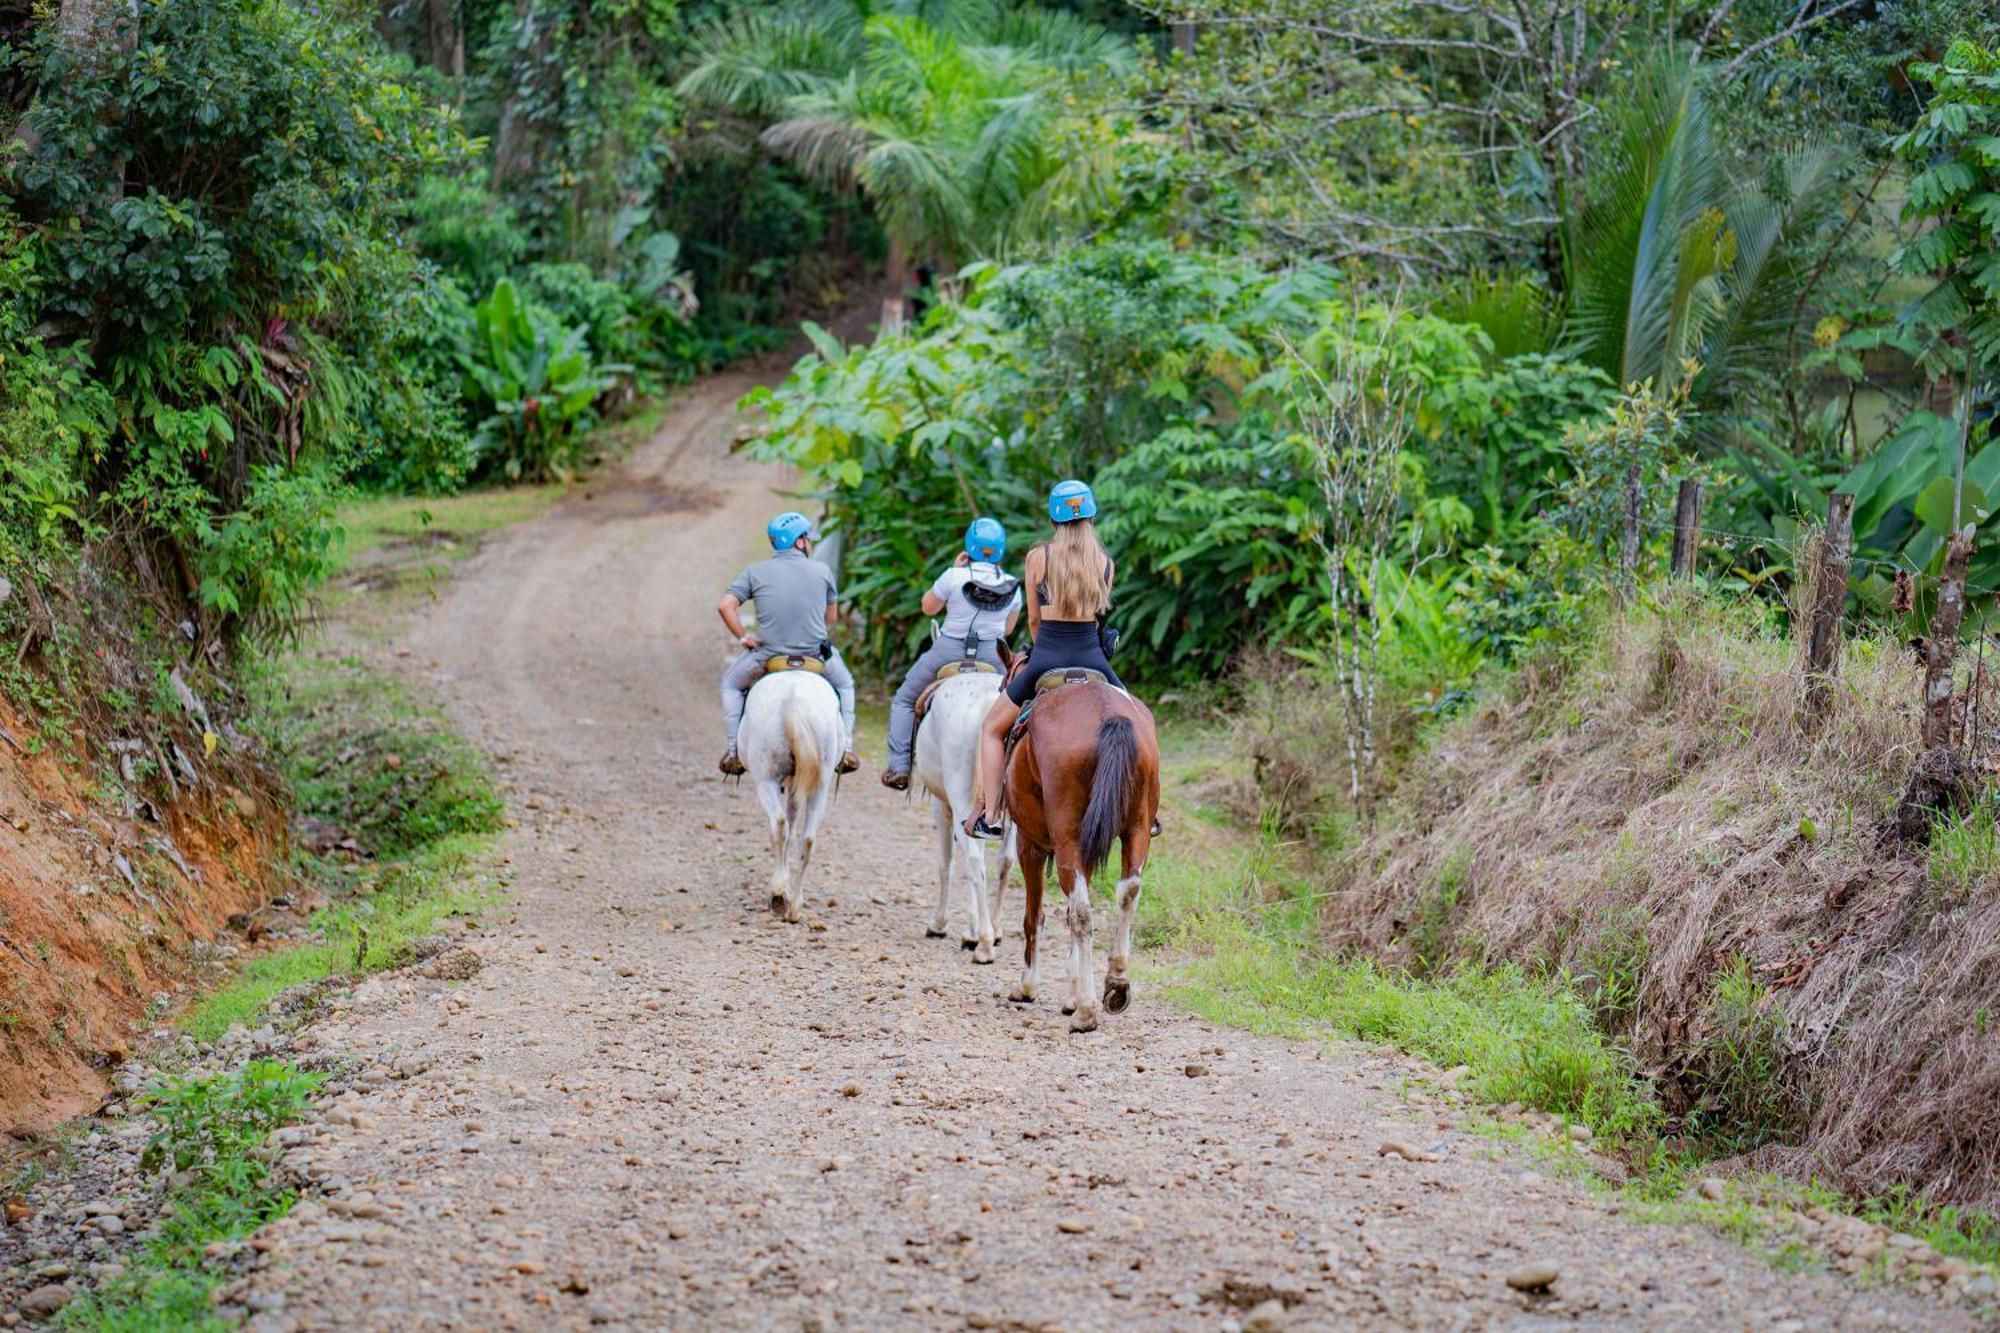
[769,894,787,917]
[1060,1003,1076,1016]
[972,948,994,966]
[924,928,948,939]
[1103,979,1131,1014]
[960,938,977,952]
[1007,988,1035,1004]
[1069,1010,1099,1034]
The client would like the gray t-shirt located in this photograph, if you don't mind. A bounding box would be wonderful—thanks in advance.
[727,550,838,656]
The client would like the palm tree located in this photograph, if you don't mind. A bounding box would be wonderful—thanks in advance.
[676,1,1131,288]
[1561,54,1845,425]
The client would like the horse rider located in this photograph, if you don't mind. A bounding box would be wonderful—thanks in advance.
[880,517,1024,791]
[964,479,1122,838]
[716,511,860,777]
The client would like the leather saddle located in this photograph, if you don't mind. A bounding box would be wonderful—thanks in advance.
[761,653,825,676]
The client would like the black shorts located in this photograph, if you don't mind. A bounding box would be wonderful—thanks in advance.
[1006,619,1123,706]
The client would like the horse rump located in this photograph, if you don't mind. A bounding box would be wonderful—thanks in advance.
[1079,714,1139,878]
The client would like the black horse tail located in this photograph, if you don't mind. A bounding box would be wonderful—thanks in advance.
[1080,715,1139,879]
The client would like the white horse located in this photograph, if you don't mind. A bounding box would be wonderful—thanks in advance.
[911,669,1016,963]
[738,669,843,923]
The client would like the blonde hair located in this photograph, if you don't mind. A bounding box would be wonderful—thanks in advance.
[1043,519,1111,620]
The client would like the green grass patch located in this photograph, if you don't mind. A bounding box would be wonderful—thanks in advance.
[1928,801,2000,899]
[334,484,566,569]
[58,1061,321,1331]
[178,833,499,1043]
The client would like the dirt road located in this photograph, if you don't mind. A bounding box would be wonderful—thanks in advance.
[233,372,1970,1331]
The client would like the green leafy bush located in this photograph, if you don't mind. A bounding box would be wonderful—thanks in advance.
[458,278,626,482]
[6,0,469,636]
[407,174,530,294]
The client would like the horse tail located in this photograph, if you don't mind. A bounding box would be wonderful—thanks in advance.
[1079,714,1138,879]
[782,695,822,798]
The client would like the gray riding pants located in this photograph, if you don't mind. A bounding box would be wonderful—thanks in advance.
[885,634,1005,774]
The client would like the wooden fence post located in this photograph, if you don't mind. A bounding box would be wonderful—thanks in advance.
[1670,479,1702,580]
[1617,463,1642,603]
[1921,525,1977,750]
[1800,492,1855,721]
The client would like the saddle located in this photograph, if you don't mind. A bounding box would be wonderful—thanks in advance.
[761,653,825,676]
[912,659,999,725]
[1003,669,1107,754]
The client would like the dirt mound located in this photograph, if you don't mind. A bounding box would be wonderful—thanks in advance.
[1327,599,2000,1210]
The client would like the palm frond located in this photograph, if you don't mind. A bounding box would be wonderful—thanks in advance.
[675,7,863,117]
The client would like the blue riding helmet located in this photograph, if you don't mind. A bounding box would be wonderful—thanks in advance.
[767,511,815,551]
[964,516,1006,563]
[1047,479,1097,524]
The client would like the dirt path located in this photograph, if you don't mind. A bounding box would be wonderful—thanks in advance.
[233,374,1970,1332]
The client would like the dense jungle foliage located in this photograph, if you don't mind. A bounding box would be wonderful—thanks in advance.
[2,0,1999,697]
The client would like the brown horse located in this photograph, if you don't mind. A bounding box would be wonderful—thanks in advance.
[1002,671,1160,1032]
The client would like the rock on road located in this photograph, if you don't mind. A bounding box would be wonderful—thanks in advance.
[233,369,1970,1331]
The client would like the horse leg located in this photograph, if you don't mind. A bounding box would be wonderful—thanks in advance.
[753,778,789,917]
[966,826,995,964]
[926,797,951,939]
[991,823,1015,948]
[1104,829,1150,1015]
[1065,860,1098,1033]
[1009,843,1045,1004]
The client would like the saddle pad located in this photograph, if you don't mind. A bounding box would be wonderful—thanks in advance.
[1034,667,1107,694]
[762,653,825,675]
[913,659,1000,725]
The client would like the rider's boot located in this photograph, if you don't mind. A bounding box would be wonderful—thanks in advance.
[836,750,861,775]
[718,748,745,777]
[880,768,910,791]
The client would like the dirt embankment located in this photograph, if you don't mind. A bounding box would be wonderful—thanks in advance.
[1325,601,2000,1211]
[0,685,289,1134]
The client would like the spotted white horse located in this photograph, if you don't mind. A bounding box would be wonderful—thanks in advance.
[911,668,1017,963]
[737,668,843,923]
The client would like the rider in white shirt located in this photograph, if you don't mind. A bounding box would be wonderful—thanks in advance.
[880,517,1022,790]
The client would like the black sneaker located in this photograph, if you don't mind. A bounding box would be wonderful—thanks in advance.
[880,769,910,791]
[719,749,745,777]
[963,813,1005,840]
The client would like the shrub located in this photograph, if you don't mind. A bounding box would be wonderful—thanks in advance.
[407,174,530,293]
[6,0,470,636]
[457,278,626,482]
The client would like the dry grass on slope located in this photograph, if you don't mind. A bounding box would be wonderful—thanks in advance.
[1325,594,2000,1210]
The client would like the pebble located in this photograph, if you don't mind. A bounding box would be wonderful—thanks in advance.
[1184,1064,1209,1078]
[20,1286,71,1316]
[1056,1218,1089,1234]
[1506,1261,1560,1292]
[1242,1298,1289,1332]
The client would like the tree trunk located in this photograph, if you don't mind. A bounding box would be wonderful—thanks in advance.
[428,0,464,80]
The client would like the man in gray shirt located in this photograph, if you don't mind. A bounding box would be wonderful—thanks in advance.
[716,511,858,776]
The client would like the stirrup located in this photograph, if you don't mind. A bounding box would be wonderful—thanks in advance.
[719,749,745,777]
[880,769,910,791]
[836,751,860,775]
[964,813,1005,841]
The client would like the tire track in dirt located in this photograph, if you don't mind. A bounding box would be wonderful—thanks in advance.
[233,370,1972,1331]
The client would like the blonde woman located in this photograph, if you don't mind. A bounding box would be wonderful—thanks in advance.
[964,479,1121,838]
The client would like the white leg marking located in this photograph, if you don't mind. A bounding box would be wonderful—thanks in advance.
[1068,871,1098,1032]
